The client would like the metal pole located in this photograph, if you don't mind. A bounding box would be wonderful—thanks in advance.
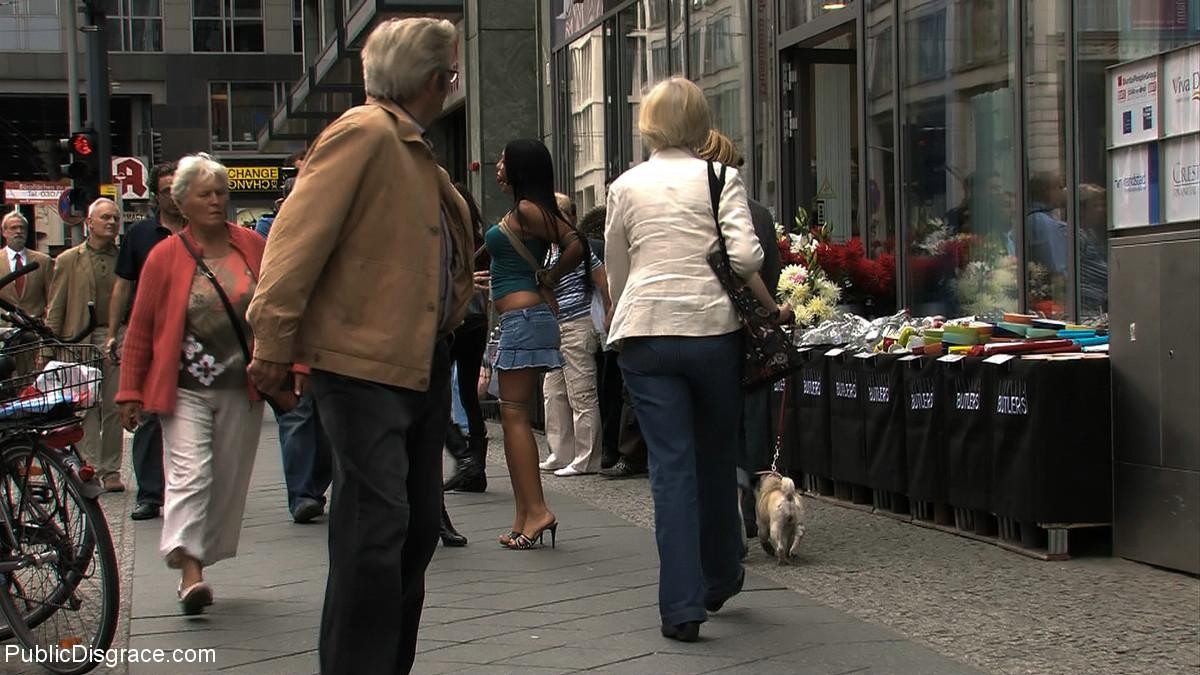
[64,0,80,131]
[83,0,111,183]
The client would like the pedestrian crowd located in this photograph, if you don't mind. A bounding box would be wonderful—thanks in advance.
[2,16,792,674]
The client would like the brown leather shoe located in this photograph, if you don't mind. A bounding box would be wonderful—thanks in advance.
[102,474,126,493]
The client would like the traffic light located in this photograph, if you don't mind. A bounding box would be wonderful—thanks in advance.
[150,130,163,164]
[63,129,100,212]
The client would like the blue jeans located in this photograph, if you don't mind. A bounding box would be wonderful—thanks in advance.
[450,364,469,434]
[619,332,745,626]
[277,392,333,514]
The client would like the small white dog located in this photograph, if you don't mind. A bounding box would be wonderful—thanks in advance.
[755,474,806,565]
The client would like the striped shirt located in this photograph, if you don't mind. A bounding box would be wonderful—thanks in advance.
[547,246,603,322]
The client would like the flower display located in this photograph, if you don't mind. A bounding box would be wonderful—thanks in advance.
[774,210,842,327]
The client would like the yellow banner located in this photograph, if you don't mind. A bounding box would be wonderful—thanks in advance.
[227,166,280,192]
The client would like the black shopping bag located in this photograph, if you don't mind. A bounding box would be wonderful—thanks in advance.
[989,356,1112,524]
[792,348,832,479]
[903,355,946,504]
[861,353,907,494]
[940,356,992,513]
[828,349,867,485]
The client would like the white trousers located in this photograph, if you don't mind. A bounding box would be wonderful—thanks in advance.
[542,316,602,473]
[159,387,263,567]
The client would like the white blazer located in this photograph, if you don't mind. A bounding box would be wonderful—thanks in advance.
[604,148,764,345]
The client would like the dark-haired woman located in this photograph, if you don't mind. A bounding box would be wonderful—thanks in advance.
[486,139,585,550]
[443,183,491,495]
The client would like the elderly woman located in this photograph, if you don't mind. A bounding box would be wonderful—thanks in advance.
[117,152,276,615]
[605,78,791,643]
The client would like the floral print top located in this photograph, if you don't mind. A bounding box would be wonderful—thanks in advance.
[179,253,257,390]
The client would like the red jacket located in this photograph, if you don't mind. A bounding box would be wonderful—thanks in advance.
[117,224,267,413]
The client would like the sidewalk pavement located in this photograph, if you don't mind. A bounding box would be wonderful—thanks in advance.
[124,418,982,675]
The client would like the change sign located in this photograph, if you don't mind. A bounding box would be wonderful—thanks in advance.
[228,166,280,192]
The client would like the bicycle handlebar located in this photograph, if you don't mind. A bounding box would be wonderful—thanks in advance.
[0,261,98,344]
[0,261,39,314]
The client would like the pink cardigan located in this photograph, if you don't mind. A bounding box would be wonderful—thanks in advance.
[117,225,267,413]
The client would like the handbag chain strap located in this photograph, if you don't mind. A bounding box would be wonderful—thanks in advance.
[177,231,254,366]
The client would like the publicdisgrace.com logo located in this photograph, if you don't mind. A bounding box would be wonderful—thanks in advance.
[5,644,217,669]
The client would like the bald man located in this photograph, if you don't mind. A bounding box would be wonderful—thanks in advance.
[0,209,54,320]
[46,198,125,492]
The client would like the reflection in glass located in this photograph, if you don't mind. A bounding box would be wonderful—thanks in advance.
[669,0,685,75]
[568,27,606,214]
[1023,0,1068,319]
[689,1,751,159]
[902,0,1017,318]
[781,0,853,32]
[619,1,670,169]
[865,1,896,310]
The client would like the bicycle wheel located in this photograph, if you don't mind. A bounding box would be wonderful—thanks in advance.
[0,439,119,675]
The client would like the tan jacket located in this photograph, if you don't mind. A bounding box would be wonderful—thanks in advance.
[247,100,474,392]
[0,248,54,319]
[46,241,115,340]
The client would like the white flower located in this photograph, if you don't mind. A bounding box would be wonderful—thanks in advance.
[183,335,203,360]
[187,353,226,386]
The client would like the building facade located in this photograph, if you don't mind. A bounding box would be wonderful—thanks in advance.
[543,0,1200,323]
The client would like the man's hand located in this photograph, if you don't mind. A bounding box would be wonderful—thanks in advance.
[119,402,142,432]
[248,358,289,394]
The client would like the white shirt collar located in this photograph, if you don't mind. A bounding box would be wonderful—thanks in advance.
[5,246,26,268]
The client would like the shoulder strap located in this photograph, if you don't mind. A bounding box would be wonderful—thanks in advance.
[177,233,253,365]
[707,160,729,254]
[498,219,546,275]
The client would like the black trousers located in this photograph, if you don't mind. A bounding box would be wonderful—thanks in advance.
[450,315,488,439]
[311,340,451,675]
[132,413,164,506]
[597,349,625,456]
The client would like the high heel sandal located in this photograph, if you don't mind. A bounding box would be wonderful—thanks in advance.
[498,530,520,547]
[506,522,558,550]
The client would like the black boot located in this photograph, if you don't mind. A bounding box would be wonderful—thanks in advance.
[440,507,467,547]
[445,434,487,493]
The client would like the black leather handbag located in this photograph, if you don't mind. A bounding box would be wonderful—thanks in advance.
[705,160,802,388]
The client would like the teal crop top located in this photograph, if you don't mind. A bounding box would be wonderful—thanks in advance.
[485,223,551,301]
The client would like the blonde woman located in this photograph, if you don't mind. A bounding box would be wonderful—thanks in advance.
[605,78,791,643]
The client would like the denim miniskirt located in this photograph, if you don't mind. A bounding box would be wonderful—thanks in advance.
[493,304,564,371]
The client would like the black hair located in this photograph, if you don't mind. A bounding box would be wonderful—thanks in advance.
[453,181,489,271]
[149,160,178,196]
[577,205,607,240]
[502,139,592,293]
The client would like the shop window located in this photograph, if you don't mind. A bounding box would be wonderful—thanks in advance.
[292,0,302,53]
[865,1,897,301]
[957,0,1009,68]
[618,0,671,169]
[0,0,60,52]
[193,0,264,52]
[669,0,685,75]
[901,0,1018,318]
[210,81,284,150]
[690,2,751,169]
[107,0,164,52]
[568,26,606,213]
[1023,0,1069,319]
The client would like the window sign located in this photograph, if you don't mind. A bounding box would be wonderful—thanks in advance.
[1162,135,1200,223]
[1110,144,1157,229]
[1110,60,1160,147]
[1162,44,1200,137]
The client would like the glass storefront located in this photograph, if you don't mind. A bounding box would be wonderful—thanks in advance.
[548,0,1199,322]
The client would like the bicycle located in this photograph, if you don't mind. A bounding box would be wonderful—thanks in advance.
[0,261,119,675]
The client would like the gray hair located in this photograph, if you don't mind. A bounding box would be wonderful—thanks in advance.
[2,208,27,230]
[172,153,229,204]
[362,18,456,104]
[87,198,119,219]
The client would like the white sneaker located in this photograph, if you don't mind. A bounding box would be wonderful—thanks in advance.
[539,459,567,472]
[554,466,595,477]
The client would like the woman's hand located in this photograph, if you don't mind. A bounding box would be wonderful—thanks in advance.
[119,402,143,432]
[776,303,795,326]
[473,270,491,293]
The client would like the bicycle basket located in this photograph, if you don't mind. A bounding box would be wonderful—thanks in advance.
[0,340,103,421]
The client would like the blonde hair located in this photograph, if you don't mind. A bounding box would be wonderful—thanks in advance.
[697,129,741,166]
[363,18,456,104]
[638,77,712,152]
[555,192,576,223]
[172,153,229,203]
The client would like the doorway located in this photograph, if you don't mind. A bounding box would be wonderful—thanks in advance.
[780,25,859,241]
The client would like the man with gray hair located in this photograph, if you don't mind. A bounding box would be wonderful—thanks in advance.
[247,17,473,675]
[46,198,125,491]
[0,209,54,320]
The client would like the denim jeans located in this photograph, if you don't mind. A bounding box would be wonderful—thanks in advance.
[132,413,164,506]
[277,391,333,515]
[619,331,745,626]
[450,364,469,434]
